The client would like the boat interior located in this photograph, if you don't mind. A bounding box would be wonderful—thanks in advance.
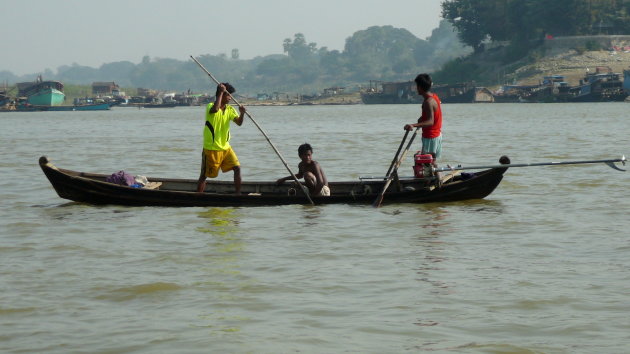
[55,166,463,197]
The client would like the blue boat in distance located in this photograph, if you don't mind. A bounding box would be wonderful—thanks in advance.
[44,103,111,111]
[2,102,112,112]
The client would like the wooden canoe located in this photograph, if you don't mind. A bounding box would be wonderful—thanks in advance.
[39,156,508,207]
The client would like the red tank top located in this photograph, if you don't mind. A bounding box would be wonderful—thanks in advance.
[420,93,442,139]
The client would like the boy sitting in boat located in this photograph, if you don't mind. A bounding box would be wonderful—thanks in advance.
[276,143,330,196]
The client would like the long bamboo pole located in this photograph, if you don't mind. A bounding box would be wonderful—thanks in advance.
[359,155,626,180]
[433,156,626,173]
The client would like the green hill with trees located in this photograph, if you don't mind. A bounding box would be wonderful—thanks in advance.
[1,21,470,96]
[434,0,630,84]
[4,1,629,95]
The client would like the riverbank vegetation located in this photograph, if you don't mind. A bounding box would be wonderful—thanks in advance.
[434,0,630,85]
[0,21,470,95]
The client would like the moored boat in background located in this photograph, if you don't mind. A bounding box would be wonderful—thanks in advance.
[496,68,628,103]
[568,66,627,102]
[0,89,9,107]
[17,76,65,106]
[360,80,421,104]
[1,101,111,112]
[46,102,111,111]
[142,102,177,108]
[360,80,493,104]
[433,83,495,103]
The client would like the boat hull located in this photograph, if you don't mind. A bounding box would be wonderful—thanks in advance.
[27,88,65,106]
[46,103,111,111]
[568,90,628,102]
[39,156,508,207]
[143,103,177,108]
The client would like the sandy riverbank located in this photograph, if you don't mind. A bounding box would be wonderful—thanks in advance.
[511,49,630,86]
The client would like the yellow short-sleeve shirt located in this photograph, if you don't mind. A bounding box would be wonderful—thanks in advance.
[203,103,238,151]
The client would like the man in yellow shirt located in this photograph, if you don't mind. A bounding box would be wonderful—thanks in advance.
[197,83,246,194]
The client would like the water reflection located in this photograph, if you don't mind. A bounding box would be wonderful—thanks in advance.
[42,203,134,221]
[196,207,245,257]
[407,207,452,333]
[195,207,249,335]
[297,205,322,227]
[196,207,241,237]
[454,199,506,214]
[195,207,245,270]
[418,206,451,237]
[406,206,453,303]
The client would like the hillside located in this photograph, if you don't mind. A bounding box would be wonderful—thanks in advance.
[463,45,630,91]
[306,49,630,104]
[511,49,630,87]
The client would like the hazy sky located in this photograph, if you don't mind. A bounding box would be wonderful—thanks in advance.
[2,0,443,76]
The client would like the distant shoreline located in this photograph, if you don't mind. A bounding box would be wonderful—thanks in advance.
[240,92,362,106]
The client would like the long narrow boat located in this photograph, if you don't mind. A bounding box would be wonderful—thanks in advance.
[7,103,112,112]
[39,156,509,207]
[46,103,111,111]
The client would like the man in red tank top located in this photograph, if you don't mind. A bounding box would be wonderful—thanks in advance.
[404,73,443,162]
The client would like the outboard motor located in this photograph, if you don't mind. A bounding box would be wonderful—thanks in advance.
[413,152,434,178]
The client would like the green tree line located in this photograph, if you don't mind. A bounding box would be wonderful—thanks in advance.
[430,0,630,85]
[1,21,470,95]
[442,0,630,52]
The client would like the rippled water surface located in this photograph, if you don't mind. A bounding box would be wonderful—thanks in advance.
[1,103,629,353]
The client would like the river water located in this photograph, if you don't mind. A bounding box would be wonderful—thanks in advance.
[1,103,629,353]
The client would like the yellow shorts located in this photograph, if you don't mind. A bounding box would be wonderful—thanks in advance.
[201,148,240,178]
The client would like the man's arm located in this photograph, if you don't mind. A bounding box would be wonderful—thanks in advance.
[276,165,304,184]
[276,172,303,184]
[418,100,435,127]
[234,105,246,126]
[209,84,225,113]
